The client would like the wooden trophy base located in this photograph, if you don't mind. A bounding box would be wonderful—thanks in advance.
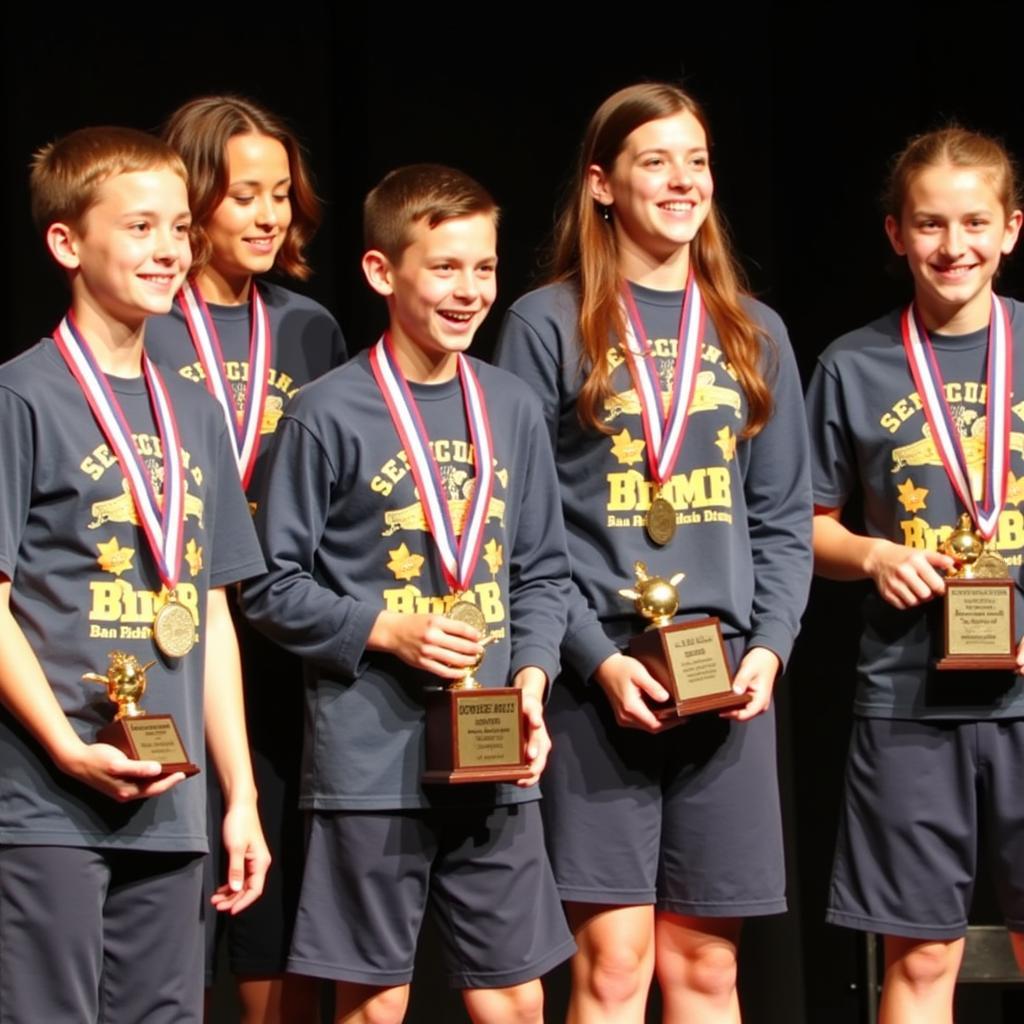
[937,578,1017,672]
[651,690,753,719]
[423,687,530,784]
[629,616,751,719]
[98,715,200,778]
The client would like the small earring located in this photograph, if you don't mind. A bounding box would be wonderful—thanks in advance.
[601,205,612,223]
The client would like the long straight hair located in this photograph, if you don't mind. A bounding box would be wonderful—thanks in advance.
[550,83,775,436]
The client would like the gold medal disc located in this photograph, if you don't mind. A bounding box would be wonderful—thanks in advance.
[448,599,487,636]
[646,496,676,546]
[153,599,196,658]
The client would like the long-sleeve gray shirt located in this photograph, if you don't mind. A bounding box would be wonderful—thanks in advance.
[240,351,572,810]
[495,280,812,681]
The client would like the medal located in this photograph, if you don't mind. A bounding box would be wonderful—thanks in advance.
[178,281,271,489]
[620,272,706,546]
[153,596,196,657]
[369,335,494,625]
[448,599,487,635]
[646,493,677,546]
[54,313,192,659]
[901,296,1012,542]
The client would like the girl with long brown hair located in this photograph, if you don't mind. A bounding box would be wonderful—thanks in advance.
[147,95,346,1024]
[496,83,811,1022]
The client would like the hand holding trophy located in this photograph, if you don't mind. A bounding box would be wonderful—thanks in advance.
[936,513,1017,670]
[422,603,530,784]
[83,651,199,777]
[621,561,750,718]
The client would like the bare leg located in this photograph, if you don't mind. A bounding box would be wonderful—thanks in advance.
[654,914,741,1024]
[564,902,655,1024]
[334,982,410,1024]
[462,980,544,1024]
[878,936,964,1024]
[237,974,322,1024]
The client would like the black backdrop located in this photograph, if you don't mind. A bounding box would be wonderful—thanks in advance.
[5,8,1024,1022]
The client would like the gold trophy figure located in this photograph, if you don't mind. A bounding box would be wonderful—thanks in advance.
[942,512,1011,580]
[83,652,154,720]
[83,651,199,776]
[619,562,686,629]
[621,561,746,718]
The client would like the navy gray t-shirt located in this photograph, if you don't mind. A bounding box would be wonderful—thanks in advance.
[239,350,572,811]
[807,299,1024,719]
[0,339,265,851]
[495,280,812,682]
[146,280,347,507]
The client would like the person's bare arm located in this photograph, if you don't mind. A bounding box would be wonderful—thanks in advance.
[204,587,270,915]
[813,508,953,609]
[0,579,184,800]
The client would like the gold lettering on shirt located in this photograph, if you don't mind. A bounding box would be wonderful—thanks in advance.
[899,509,1024,554]
[606,466,731,513]
[382,581,506,624]
[89,581,200,625]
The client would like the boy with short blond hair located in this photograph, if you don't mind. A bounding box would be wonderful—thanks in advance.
[0,126,269,1022]
[241,164,574,1024]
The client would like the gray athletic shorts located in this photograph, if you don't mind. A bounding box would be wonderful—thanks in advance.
[288,803,576,989]
[541,653,786,917]
[828,716,1024,940]
[0,845,204,1022]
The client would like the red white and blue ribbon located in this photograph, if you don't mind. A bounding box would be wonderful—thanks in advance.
[177,281,270,490]
[901,296,1012,540]
[54,312,185,589]
[369,335,494,594]
[620,271,706,486]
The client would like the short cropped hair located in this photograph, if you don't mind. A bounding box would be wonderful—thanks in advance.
[364,164,499,262]
[162,95,321,279]
[30,126,187,235]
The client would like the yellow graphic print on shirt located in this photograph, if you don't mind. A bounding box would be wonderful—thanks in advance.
[884,387,1024,563]
[896,479,929,514]
[1007,473,1024,506]
[178,360,297,435]
[603,338,742,532]
[610,429,646,467]
[387,543,425,581]
[483,539,503,576]
[376,439,508,637]
[82,431,205,642]
[96,537,135,577]
[377,449,507,539]
[185,539,204,577]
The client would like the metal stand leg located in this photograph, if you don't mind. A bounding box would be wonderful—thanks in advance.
[865,933,880,1024]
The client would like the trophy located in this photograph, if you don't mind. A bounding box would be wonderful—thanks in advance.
[83,651,199,777]
[621,562,749,718]
[422,604,530,784]
[936,513,1017,670]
